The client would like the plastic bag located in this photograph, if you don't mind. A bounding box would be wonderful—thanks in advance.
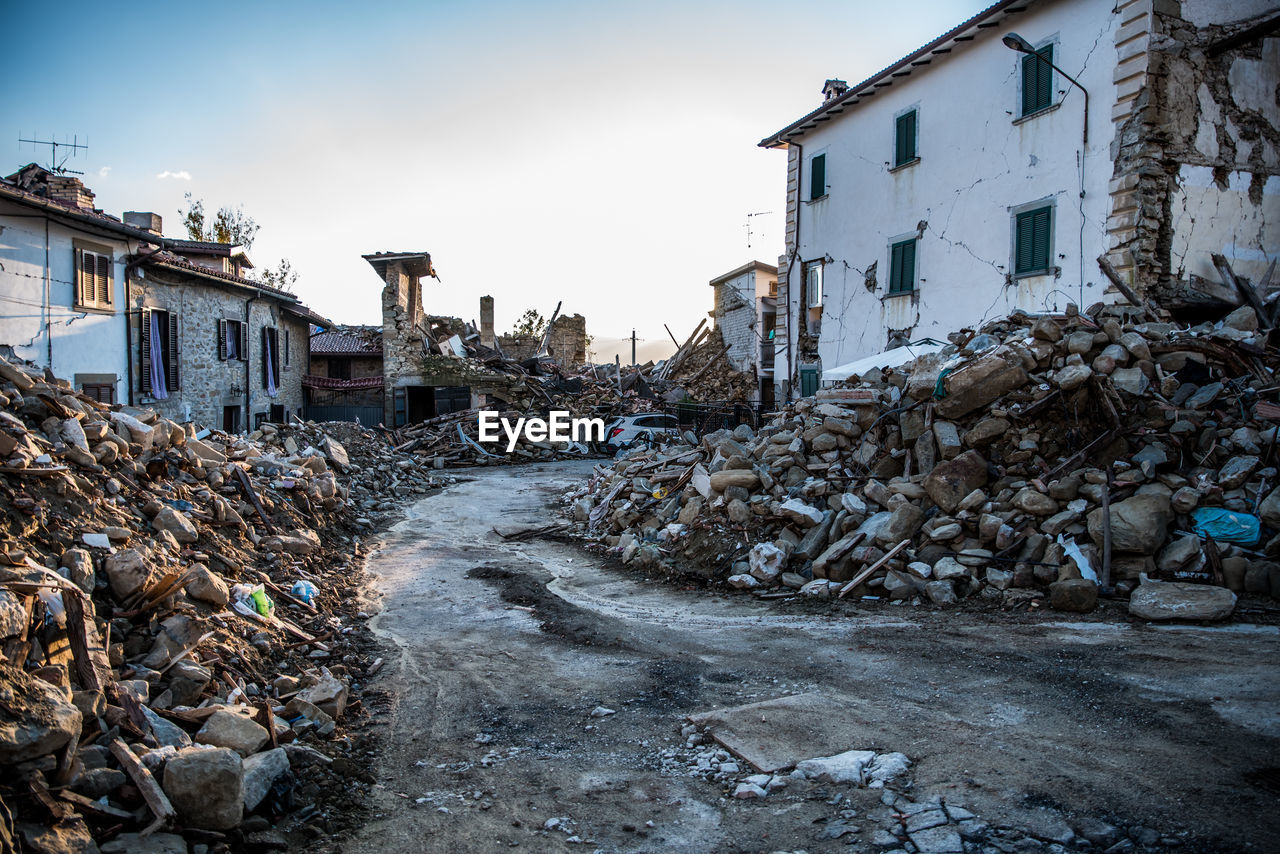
[1191,506,1260,545]
[291,580,318,605]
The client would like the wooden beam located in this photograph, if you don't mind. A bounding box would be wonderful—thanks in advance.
[107,738,176,832]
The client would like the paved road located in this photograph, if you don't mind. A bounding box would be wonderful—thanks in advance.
[348,459,1280,853]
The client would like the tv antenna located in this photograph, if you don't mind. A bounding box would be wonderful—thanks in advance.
[17,133,89,175]
[744,210,773,249]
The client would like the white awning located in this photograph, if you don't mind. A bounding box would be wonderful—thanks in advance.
[821,340,947,384]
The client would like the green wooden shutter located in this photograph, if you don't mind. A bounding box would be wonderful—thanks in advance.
[895,111,916,166]
[1015,207,1052,274]
[800,367,818,397]
[1022,45,1053,115]
[890,239,915,293]
[218,319,228,361]
[810,154,826,200]
[239,320,249,362]
[1032,207,1051,271]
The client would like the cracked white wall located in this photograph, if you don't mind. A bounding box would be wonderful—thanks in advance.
[1169,168,1279,284]
[0,197,131,396]
[790,0,1118,374]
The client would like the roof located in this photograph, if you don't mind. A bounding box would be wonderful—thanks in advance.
[759,0,1033,148]
[302,374,384,390]
[363,251,435,280]
[142,253,333,326]
[0,173,170,245]
[167,239,254,268]
[310,327,382,356]
[709,260,779,287]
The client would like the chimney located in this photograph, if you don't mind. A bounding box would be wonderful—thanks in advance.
[822,79,849,102]
[479,295,495,348]
[124,211,163,236]
[45,175,95,210]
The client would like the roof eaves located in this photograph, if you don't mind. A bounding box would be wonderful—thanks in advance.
[758,0,1031,149]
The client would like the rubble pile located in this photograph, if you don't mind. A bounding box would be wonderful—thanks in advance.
[565,302,1280,620]
[659,326,757,403]
[0,355,386,851]
[257,419,453,526]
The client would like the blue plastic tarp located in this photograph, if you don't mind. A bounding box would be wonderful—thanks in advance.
[1190,506,1260,545]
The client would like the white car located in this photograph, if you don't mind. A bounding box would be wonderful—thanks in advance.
[604,413,681,449]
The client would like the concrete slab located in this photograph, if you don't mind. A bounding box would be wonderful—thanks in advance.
[687,692,869,773]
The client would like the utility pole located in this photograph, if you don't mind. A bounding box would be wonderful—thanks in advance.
[631,329,637,366]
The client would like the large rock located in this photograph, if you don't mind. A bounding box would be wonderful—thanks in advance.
[162,747,245,829]
[153,507,199,544]
[298,669,349,719]
[196,709,269,756]
[1259,484,1280,529]
[1087,495,1173,554]
[184,564,230,606]
[709,469,760,492]
[1128,579,1236,621]
[0,664,82,764]
[0,591,27,638]
[935,350,1028,419]
[778,498,824,527]
[321,436,350,470]
[262,530,321,555]
[793,512,835,560]
[104,549,157,600]
[923,450,989,513]
[17,819,101,854]
[59,548,96,594]
[877,503,925,546]
[795,749,878,784]
[242,747,290,811]
[1048,578,1097,612]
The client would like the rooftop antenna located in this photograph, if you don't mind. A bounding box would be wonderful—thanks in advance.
[17,132,89,175]
[744,210,772,249]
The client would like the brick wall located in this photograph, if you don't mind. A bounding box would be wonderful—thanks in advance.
[130,269,307,430]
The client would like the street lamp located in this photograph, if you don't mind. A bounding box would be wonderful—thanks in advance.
[1002,32,1089,145]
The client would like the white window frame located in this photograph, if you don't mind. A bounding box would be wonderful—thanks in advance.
[73,242,114,310]
[805,260,824,308]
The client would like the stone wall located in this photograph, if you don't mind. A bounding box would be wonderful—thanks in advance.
[497,313,588,367]
[1106,0,1280,310]
[129,268,308,429]
[380,263,429,423]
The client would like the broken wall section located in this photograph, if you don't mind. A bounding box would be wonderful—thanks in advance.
[1108,1,1280,310]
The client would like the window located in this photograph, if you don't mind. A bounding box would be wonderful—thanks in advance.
[140,308,179,397]
[262,326,281,396]
[81,383,115,404]
[889,239,917,294]
[330,358,352,380]
[1014,205,1053,275]
[223,405,241,433]
[894,109,918,167]
[1021,43,1054,116]
[809,153,826,201]
[803,260,824,308]
[74,246,112,309]
[284,330,291,368]
[218,319,248,361]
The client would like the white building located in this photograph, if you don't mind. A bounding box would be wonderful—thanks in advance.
[761,0,1280,400]
[708,260,778,405]
[0,164,158,403]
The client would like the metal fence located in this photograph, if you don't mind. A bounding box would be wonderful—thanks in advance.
[662,401,776,437]
[305,404,384,426]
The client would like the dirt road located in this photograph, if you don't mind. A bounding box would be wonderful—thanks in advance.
[347,460,1280,853]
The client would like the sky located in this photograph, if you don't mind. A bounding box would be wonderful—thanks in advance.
[1,0,988,365]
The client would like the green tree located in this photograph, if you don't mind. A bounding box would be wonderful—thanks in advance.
[178,193,296,292]
[511,309,548,339]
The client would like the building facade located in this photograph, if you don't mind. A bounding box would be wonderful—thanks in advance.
[708,261,778,405]
[305,326,384,425]
[761,0,1280,400]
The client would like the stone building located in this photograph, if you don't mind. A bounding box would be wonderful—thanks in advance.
[760,0,1280,401]
[0,165,328,429]
[708,261,778,405]
[129,226,325,432]
[304,326,384,424]
[496,310,589,367]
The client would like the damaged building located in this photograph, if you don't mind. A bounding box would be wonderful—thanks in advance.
[0,165,327,429]
[759,0,1279,400]
[708,261,778,407]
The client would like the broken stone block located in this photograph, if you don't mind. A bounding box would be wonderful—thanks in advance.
[923,450,989,513]
[242,747,290,811]
[1087,494,1173,555]
[152,506,199,544]
[104,549,157,599]
[162,746,245,830]
[934,350,1028,419]
[196,709,270,757]
[0,664,82,764]
[1128,578,1236,621]
[709,469,760,492]
[795,749,877,784]
[1048,578,1097,612]
[184,563,230,606]
[298,669,349,719]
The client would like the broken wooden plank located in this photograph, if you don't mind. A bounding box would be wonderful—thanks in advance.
[838,539,910,598]
[57,789,137,821]
[1213,252,1269,325]
[107,738,176,831]
[62,587,108,694]
[234,466,276,535]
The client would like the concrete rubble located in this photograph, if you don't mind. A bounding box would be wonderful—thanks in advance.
[565,300,1280,620]
[0,354,397,851]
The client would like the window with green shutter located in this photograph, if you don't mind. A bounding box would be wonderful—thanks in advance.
[1014,206,1053,275]
[894,110,917,167]
[809,153,826,200]
[1021,44,1054,116]
[889,238,916,294]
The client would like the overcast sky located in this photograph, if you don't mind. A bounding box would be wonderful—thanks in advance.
[2,0,987,365]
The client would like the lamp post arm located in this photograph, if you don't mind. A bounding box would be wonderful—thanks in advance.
[1037,54,1089,145]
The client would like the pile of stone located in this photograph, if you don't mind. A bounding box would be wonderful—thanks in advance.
[565,302,1280,621]
[257,419,452,525]
[0,355,384,851]
[658,326,757,403]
